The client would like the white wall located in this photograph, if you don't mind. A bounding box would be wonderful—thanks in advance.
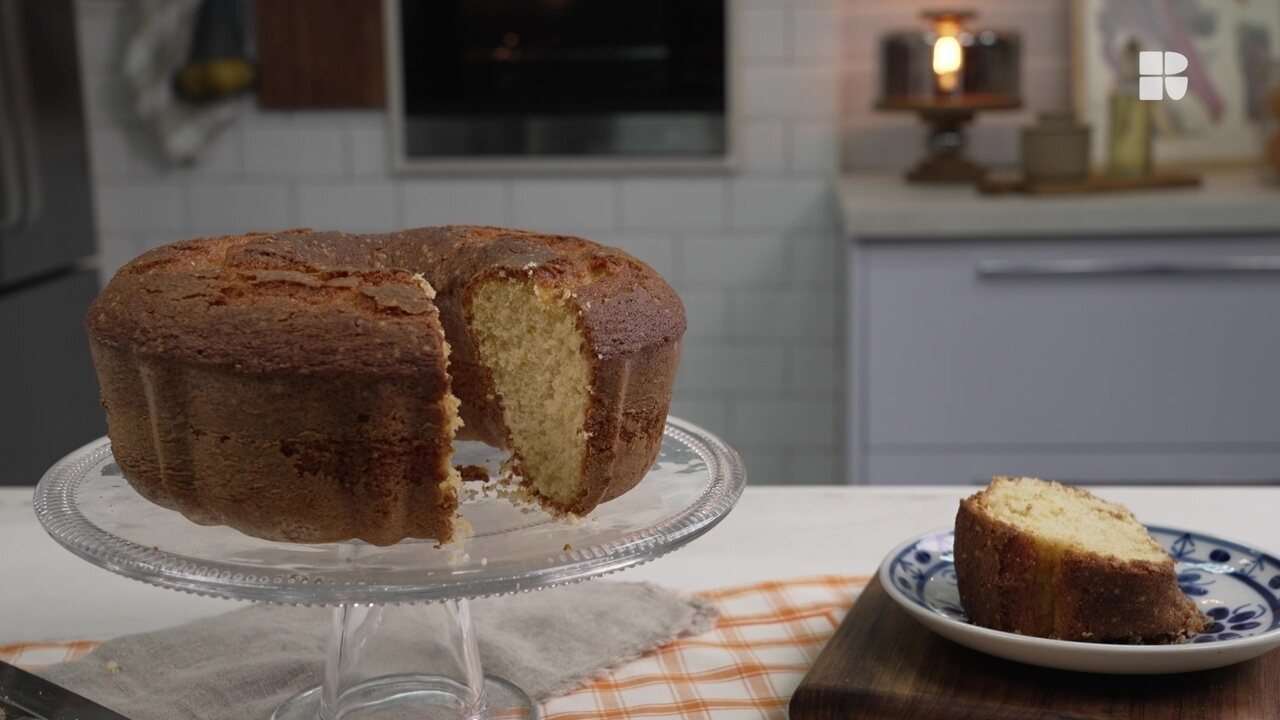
[74,0,1069,485]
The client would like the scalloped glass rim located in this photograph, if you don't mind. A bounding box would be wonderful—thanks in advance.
[34,417,745,606]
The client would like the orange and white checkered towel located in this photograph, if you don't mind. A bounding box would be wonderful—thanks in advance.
[2,575,869,719]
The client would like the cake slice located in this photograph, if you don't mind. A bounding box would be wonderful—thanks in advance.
[954,477,1206,643]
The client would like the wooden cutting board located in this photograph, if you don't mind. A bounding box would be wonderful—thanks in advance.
[789,577,1280,720]
[978,172,1201,195]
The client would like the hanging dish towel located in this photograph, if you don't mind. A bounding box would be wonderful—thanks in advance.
[123,0,251,163]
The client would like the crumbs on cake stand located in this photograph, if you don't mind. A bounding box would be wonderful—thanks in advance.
[444,460,598,564]
[454,464,490,483]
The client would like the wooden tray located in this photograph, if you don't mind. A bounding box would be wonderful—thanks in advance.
[789,577,1280,720]
[979,172,1202,195]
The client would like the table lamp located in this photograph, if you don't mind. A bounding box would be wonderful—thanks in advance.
[877,10,1021,184]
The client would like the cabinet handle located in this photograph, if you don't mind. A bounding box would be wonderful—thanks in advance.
[977,257,1280,277]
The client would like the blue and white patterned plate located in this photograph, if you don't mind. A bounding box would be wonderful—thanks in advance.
[879,526,1280,674]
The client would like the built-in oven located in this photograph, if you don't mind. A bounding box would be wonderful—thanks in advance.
[386,0,730,171]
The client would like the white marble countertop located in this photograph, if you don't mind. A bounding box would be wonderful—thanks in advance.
[837,170,1280,239]
[3,485,1278,645]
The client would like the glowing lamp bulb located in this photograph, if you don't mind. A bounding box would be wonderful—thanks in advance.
[932,34,963,92]
[932,35,962,75]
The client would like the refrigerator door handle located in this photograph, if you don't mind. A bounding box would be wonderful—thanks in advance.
[0,0,44,237]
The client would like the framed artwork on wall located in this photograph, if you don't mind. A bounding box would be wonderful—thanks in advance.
[1072,0,1280,168]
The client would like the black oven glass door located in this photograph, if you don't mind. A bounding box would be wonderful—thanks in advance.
[399,0,727,158]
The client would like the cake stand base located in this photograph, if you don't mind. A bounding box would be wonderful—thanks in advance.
[35,420,744,720]
[272,598,537,720]
[271,675,534,720]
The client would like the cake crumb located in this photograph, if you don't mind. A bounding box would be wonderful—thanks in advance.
[105,660,121,675]
[452,516,474,541]
[411,272,437,299]
[454,464,490,483]
[563,543,573,552]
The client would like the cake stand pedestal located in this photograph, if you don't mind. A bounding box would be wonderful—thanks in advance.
[34,418,745,720]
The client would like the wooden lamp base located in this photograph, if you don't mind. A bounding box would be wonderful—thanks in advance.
[906,107,983,184]
[878,96,1021,185]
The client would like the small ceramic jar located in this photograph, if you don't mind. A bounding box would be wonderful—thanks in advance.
[1021,114,1090,183]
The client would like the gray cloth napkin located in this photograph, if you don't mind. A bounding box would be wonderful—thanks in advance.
[37,581,717,720]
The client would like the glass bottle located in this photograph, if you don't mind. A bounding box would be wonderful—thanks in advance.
[1108,39,1152,178]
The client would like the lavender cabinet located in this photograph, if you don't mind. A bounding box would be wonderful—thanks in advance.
[848,235,1280,485]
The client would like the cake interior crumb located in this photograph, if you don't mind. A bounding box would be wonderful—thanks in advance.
[468,278,591,506]
[975,477,1169,564]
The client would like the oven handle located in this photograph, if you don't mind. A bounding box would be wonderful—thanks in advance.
[0,0,43,237]
[976,257,1280,278]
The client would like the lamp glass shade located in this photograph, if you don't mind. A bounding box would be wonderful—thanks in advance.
[880,11,1020,107]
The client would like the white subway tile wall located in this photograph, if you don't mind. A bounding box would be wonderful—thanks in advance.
[619,180,727,230]
[297,183,399,232]
[400,180,508,228]
[187,182,293,235]
[740,7,789,61]
[75,0,1069,484]
[510,180,618,231]
[243,126,349,178]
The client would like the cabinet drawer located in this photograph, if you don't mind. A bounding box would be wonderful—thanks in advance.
[861,237,1280,448]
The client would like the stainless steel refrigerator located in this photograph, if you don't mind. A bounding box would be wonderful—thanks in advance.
[0,0,102,485]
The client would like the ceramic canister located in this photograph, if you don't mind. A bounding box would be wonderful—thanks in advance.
[1021,113,1090,183]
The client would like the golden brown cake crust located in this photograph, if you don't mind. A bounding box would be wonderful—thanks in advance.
[954,480,1206,643]
[86,231,450,377]
[85,226,685,543]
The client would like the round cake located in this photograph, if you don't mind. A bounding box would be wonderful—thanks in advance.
[954,477,1206,643]
[85,226,685,545]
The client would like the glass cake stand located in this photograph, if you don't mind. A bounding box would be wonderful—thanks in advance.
[33,417,745,720]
